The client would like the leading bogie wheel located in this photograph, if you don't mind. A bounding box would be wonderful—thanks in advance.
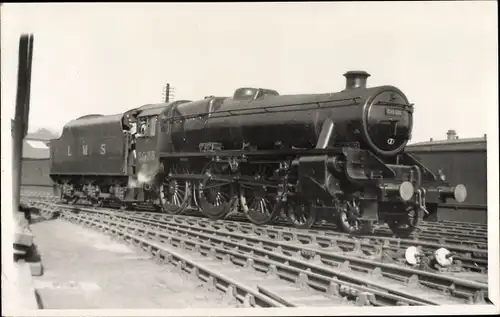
[335,199,374,235]
[336,209,361,234]
[387,204,420,238]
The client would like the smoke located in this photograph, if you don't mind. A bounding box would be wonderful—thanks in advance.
[127,163,159,189]
[127,177,140,189]
[127,173,153,189]
[137,171,154,184]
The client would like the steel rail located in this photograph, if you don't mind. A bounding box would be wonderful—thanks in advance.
[223,212,488,244]
[217,214,488,248]
[139,212,489,273]
[60,212,387,307]
[20,191,487,238]
[440,219,487,229]
[57,212,287,308]
[23,198,488,272]
[117,212,489,303]
[21,191,487,235]
[62,211,443,306]
[21,193,488,249]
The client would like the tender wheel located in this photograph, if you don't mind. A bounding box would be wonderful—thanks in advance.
[194,163,237,220]
[286,199,316,229]
[60,188,69,204]
[91,198,103,208]
[160,164,192,214]
[60,182,74,204]
[387,205,420,238]
[120,203,131,211]
[90,185,102,208]
[67,196,78,205]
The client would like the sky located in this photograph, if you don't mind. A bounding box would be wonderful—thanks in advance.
[1,2,498,143]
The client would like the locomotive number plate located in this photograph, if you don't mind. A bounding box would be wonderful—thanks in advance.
[138,151,156,162]
[385,108,403,116]
[199,142,223,152]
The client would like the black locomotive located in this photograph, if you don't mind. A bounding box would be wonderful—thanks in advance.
[49,71,467,237]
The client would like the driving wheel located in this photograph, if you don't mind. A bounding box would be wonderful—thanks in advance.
[286,199,316,229]
[240,164,280,225]
[160,164,192,214]
[194,163,237,220]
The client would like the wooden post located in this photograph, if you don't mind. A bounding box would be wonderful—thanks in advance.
[12,34,34,216]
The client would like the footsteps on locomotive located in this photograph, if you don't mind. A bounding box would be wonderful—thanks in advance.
[49,71,467,237]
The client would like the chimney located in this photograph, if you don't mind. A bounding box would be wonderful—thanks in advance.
[446,129,458,140]
[343,70,370,90]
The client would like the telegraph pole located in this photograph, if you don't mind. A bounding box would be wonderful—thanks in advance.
[12,34,34,216]
[163,83,175,103]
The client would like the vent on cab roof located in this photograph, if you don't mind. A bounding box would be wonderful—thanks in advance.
[76,114,104,120]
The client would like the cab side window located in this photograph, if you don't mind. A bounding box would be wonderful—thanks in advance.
[136,116,159,138]
[137,119,146,136]
[148,116,157,137]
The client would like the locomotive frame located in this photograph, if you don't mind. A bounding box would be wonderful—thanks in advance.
[49,71,467,237]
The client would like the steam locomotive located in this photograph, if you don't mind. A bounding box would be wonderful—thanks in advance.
[49,71,467,237]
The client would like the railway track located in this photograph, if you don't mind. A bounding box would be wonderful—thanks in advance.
[22,198,489,306]
[22,191,488,249]
[311,222,487,249]
[26,198,489,273]
[21,193,488,271]
[439,219,488,228]
[59,211,287,308]
[23,192,488,244]
[119,211,489,274]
